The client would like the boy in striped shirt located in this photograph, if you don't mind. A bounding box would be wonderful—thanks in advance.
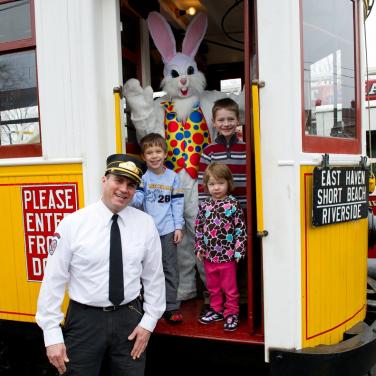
[198,98,247,207]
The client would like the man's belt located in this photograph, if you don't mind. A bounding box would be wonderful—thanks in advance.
[70,296,140,312]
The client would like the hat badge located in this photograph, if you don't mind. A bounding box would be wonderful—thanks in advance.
[119,161,138,173]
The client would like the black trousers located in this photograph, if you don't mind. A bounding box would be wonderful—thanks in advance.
[63,298,145,376]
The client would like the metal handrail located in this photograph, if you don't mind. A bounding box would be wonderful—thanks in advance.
[113,87,123,154]
[251,82,267,238]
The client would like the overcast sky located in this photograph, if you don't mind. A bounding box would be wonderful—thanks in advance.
[366,8,376,69]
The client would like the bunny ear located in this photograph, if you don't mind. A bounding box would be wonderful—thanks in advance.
[147,12,176,63]
[182,12,208,58]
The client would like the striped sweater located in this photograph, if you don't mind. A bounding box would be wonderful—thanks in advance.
[198,134,247,207]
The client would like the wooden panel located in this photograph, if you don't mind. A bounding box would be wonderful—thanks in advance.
[155,299,264,344]
[300,166,367,347]
[0,163,84,323]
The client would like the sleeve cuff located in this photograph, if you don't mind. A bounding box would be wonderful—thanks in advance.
[139,313,158,333]
[43,327,64,347]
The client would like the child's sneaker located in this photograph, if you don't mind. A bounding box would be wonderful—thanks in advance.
[163,310,183,323]
[224,314,239,331]
[198,309,223,324]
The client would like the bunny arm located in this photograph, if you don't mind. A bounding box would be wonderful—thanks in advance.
[130,99,165,143]
[124,78,165,141]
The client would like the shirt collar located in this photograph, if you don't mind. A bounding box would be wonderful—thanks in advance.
[215,133,238,146]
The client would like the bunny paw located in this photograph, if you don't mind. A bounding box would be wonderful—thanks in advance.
[123,78,143,98]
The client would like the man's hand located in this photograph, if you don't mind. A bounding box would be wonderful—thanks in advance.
[173,229,183,244]
[46,343,69,375]
[128,325,151,360]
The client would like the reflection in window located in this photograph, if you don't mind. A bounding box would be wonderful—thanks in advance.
[0,50,40,146]
[367,130,376,176]
[0,106,39,146]
[0,0,32,44]
[303,0,356,139]
[221,78,243,140]
[220,78,242,94]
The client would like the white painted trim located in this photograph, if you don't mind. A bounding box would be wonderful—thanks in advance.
[0,158,83,167]
[277,161,295,166]
[258,0,302,360]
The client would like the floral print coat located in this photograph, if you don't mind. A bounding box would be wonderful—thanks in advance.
[194,196,247,263]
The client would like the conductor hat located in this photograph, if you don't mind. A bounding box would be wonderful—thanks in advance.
[105,154,144,185]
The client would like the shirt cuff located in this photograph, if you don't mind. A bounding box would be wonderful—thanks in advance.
[139,313,158,333]
[43,327,64,347]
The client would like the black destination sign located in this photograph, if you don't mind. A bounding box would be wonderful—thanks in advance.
[312,167,369,226]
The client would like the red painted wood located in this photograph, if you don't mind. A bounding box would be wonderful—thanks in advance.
[243,0,256,336]
[125,142,141,155]
[0,0,41,159]
[0,0,36,52]
[154,298,264,344]
[0,143,42,158]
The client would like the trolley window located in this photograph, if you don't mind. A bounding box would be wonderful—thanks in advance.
[301,0,361,153]
[0,0,41,158]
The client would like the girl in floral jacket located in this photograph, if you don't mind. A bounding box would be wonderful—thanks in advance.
[195,162,246,331]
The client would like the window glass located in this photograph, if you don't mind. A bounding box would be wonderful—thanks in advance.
[0,0,32,44]
[220,78,242,94]
[303,0,356,139]
[367,130,376,175]
[0,50,40,146]
[220,78,243,140]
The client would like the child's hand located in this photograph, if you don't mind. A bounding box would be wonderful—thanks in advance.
[174,229,183,244]
[196,252,203,261]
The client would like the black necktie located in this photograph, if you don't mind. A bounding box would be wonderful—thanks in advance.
[109,214,124,305]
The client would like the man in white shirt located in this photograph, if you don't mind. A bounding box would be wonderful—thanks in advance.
[36,154,166,375]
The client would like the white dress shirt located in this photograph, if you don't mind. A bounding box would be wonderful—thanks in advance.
[36,200,166,347]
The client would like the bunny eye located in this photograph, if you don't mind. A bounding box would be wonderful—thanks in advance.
[187,66,195,75]
[171,70,179,78]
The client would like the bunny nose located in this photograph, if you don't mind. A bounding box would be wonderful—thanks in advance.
[180,78,187,85]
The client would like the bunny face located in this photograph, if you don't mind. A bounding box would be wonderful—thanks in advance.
[163,53,198,79]
[147,12,208,99]
[161,53,206,98]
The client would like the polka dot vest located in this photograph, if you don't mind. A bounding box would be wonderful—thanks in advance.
[161,101,211,179]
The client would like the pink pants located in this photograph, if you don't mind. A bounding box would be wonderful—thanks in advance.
[203,260,239,317]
